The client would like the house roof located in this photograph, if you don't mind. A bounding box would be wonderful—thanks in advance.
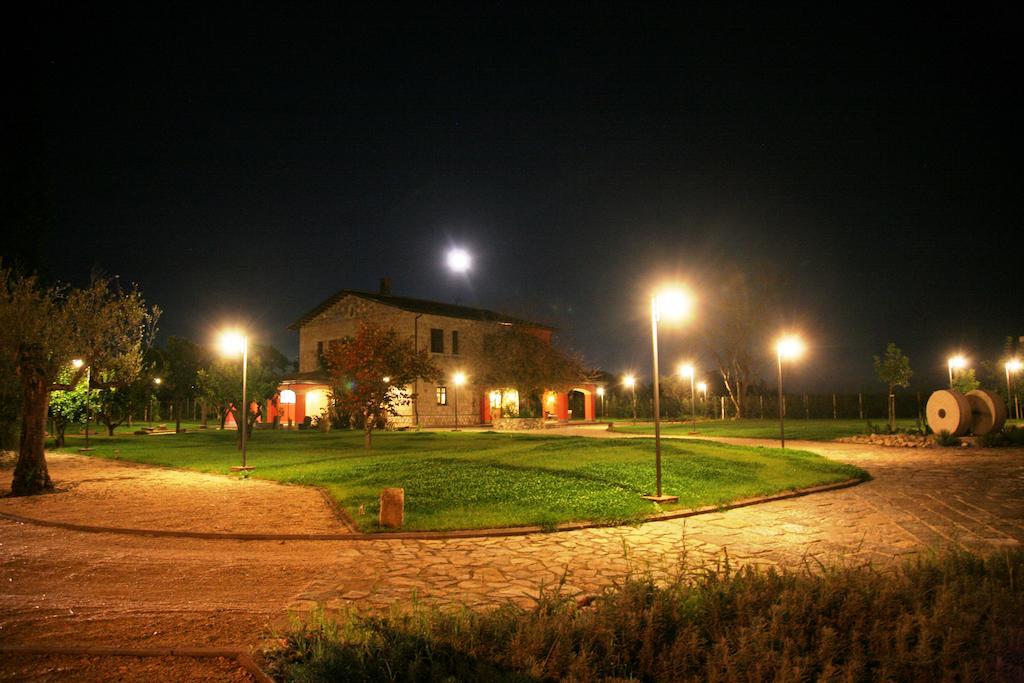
[288,289,556,332]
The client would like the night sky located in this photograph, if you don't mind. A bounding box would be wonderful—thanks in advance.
[4,5,1021,392]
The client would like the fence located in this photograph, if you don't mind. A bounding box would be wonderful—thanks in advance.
[598,391,930,422]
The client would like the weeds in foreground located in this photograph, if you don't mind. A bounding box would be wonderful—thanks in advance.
[265,548,1024,682]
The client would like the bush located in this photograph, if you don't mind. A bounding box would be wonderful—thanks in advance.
[1004,425,1024,446]
[266,549,1024,682]
[935,430,960,447]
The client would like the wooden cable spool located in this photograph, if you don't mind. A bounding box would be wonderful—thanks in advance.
[965,389,1008,435]
[925,390,972,436]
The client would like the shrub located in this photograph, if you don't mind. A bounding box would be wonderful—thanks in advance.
[935,430,960,447]
[266,549,1024,682]
[979,430,1010,448]
[1005,425,1024,446]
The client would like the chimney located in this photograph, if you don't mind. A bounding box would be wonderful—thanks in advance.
[379,277,392,296]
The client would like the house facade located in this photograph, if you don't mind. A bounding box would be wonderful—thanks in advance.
[268,280,598,427]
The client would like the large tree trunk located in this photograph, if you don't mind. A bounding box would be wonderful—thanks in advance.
[12,373,53,496]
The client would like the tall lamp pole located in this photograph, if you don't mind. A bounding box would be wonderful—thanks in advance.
[776,335,805,449]
[452,371,466,431]
[646,288,693,501]
[1006,359,1022,420]
[680,364,696,433]
[948,354,967,389]
[219,330,251,471]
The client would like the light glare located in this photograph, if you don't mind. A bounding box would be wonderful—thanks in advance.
[453,371,467,386]
[653,287,693,321]
[948,355,968,370]
[447,248,471,273]
[776,335,805,360]
[218,330,247,356]
[623,374,636,388]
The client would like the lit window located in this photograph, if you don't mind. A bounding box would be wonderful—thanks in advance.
[436,386,447,405]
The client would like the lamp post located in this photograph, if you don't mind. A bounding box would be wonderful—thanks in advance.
[697,381,708,418]
[72,359,94,451]
[596,385,605,420]
[947,354,967,389]
[1006,359,1022,420]
[218,330,251,471]
[452,371,466,431]
[647,288,693,501]
[623,375,636,423]
[679,363,696,433]
[776,335,805,449]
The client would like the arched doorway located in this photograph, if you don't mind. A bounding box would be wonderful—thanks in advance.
[568,390,586,420]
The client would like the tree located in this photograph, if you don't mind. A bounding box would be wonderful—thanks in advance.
[476,326,589,417]
[702,269,778,418]
[197,343,286,446]
[951,368,980,394]
[873,342,912,430]
[48,368,98,447]
[324,323,439,449]
[157,336,202,433]
[0,269,159,495]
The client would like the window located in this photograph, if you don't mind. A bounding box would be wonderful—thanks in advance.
[451,330,460,355]
[430,328,444,353]
[436,386,447,405]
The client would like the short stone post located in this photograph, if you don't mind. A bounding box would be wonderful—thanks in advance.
[379,488,405,528]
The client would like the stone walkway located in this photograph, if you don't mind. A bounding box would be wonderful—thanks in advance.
[1,435,1022,667]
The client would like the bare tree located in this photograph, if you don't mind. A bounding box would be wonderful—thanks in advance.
[701,268,778,419]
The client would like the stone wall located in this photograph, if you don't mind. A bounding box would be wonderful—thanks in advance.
[491,417,546,430]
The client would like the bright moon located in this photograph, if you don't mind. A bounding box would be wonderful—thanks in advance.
[446,248,471,273]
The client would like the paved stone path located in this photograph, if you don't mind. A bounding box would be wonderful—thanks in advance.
[1,434,1022,666]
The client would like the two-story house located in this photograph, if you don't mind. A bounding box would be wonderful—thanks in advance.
[269,279,597,427]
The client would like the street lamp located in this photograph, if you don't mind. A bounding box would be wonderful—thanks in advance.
[596,385,605,420]
[1006,359,1022,420]
[72,359,93,451]
[452,371,467,431]
[218,329,252,471]
[697,381,708,418]
[623,374,637,423]
[648,287,694,501]
[679,363,696,433]
[947,354,967,389]
[776,335,805,449]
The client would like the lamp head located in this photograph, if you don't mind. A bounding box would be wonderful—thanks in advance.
[679,363,695,379]
[776,335,805,360]
[653,287,694,322]
[452,371,467,387]
[1007,358,1023,373]
[218,330,247,356]
[623,374,636,389]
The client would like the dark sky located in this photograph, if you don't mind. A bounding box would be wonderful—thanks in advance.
[4,4,1021,392]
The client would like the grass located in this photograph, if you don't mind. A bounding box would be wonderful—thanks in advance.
[265,548,1024,682]
[53,428,865,532]
[610,418,925,441]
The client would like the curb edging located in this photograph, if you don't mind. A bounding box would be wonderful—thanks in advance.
[0,477,865,542]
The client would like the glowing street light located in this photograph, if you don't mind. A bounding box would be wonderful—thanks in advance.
[775,334,805,449]
[947,354,968,388]
[648,286,694,501]
[623,374,637,423]
[446,248,472,274]
[596,385,605,420]
[1006,359,1022,420]
[218,329,252,471]
[71,359,93,451]
[679,363,697,433]
[452,371,467,431]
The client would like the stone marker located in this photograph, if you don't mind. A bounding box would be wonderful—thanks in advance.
[379,487,405,528]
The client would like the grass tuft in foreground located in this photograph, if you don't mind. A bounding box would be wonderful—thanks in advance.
[266,548,1024,682]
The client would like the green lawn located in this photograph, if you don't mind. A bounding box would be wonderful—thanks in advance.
[610,418,927,441]
[54,429,866,532]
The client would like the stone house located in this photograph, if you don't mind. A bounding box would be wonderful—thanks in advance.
[269,279,598,427]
